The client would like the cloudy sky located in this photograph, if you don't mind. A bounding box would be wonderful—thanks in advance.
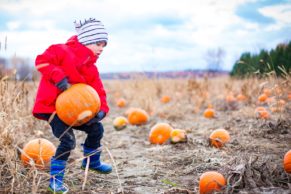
[0,0,290,73]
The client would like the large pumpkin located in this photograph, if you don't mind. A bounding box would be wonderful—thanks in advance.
[209,129,230,148]
[284,150,291,173]
[21,138,56,169]
[56,83,100,126]
[199,171,226,194]
[127,108,149,125]
[149,123,173,144]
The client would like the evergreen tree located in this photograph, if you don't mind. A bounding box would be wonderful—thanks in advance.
[230,41,291,78]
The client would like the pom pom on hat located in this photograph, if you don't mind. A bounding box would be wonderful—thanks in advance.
[74,18,108,45]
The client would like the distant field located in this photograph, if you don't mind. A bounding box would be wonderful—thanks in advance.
[0,75,290,194]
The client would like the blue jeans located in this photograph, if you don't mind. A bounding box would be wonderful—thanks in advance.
[36,113,104,161]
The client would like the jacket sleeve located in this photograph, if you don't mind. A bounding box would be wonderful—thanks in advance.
[35,45,66,84]
[89,65,109,114]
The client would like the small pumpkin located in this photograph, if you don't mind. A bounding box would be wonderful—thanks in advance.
[116,98,126,108]
[128,108,149,125]
[270,106,283,113]
[284,150,291,173]
[266,97,275,104]
[263,88,272,96]
[255,107,270,119]
[56,83,100,126]
[199,171,226,194]
[225,94,236,103]
[160,95,171,103]
[170,129,187,143]
[209,129,230,148]
[258,93,268,102]
[113,116,128,131]
[203,108,215,119]
[277,99,286,107]
[149,123,173,144]
[21,138,56,169]
[236,94,247,101]
[255,106,266,112]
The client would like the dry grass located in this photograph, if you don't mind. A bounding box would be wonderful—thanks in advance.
[0,75,290,194]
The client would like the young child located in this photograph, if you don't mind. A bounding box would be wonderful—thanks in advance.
[32,18,112,193]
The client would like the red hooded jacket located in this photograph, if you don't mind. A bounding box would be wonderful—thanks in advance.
[32,36,109,119]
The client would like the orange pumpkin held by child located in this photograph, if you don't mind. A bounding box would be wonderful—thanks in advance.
[56,83,100,126]
[21,138,56,169]
[209,129,230,148]
[127,108,149,125]
[284,150,291,173]
[113,116,128,131]
[199,171,226,194]
[149,123,173,144]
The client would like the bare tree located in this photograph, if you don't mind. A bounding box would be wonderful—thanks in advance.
[204,47,226,72]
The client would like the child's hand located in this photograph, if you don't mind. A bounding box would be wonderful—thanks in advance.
[56,78,70,91]
[96,111,106,121]
[86,111,106,125]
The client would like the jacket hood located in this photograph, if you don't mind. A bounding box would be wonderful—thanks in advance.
[66,35,98,60]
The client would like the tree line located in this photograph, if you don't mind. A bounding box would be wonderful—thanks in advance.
[230,41,291,78]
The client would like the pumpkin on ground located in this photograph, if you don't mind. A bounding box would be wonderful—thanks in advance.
[127,108,149,125]
[113,116,128,131]
[56,83,100,126]
[21,138,56,169]
[258,93,268,102]
[278,99,286,107]
[160,95,171,103]
[284,150,291,173]
[263,88,272,96]
[116,98,126,108]
[203,108,215,119]
[149,123,173,144]
[199,171,226,194]
[255,107,270,119]
[170,129,187,143]
[225,94,236,103]
[236,94,247,101]
[255,106,266,112]
[209,129,230,148]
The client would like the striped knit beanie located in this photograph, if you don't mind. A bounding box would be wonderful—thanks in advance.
[74,18,108,45]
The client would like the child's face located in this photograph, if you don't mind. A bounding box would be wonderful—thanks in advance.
[86,41,107,56]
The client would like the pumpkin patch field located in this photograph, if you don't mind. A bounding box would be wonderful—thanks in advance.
[0,76,290,193]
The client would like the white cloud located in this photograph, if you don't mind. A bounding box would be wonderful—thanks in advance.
[0,30,73,59]
[0,0,290,72]
[259,3,291,31]
[7,21,21,30]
